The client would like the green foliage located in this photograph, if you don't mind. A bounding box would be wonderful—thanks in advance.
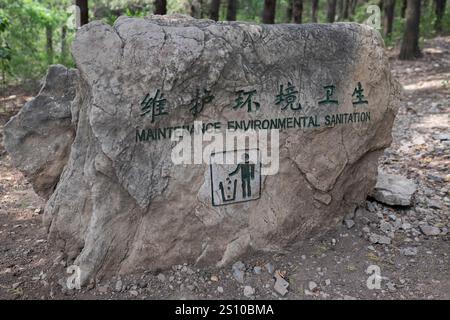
[0,0,449,87]
[0,12,11,85]
[0,0,75,85]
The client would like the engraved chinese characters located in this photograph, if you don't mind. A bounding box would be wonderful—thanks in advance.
[139,82,369,122]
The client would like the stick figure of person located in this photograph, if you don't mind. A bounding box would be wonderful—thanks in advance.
[229,153,255,198]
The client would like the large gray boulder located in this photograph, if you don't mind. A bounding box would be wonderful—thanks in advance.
[5,15,400,284]
[3,65,77,199]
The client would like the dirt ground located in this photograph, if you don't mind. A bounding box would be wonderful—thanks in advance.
[0,36,449,300]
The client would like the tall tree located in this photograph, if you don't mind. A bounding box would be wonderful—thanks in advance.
[75,0,88,26]
[337,0,343,20]
[384,0,396,37]
[311,0,319,22]
[350,0,358,15]
[154,0,167,15]
[327,0,337,22]
[434,0,447,32]
[343,0,350,19]
[190,0,201,18]
[292,0,303,23]
[401,0,407,17]
[227,0,237,21]
[46,25,53,65]
[61,26,67,65]
[287,0,293,22]
[210,0,221,20]
[399,0,421,60]
[262,0,277,23]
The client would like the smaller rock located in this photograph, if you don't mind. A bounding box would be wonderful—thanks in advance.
[366,202,377,213]
[264,262,274,274]
[308,281,318,291]
[432,133,450,141]
[313,193,332,205]
[325,279,331,286]
[138,280,147,289]
[428,200,441,209]
[233,270,244,283]
[12,282,22,290]
[420,225,441,236]
[232,261,245,283]
[243,285,255,297]
[273,273,289,296]
[157,273,166,282]
[386,282,396,292]
[369,233,391,245]
[401,222,412,230]
[129,290,139,296]
[115,279,123,292]
[380,220,394,234]
[344,219,355,229]
[217,286,224,293]
[253,266,262,274]
[370,171,417,206]
[210,275,219,282]
[400,247,417,256]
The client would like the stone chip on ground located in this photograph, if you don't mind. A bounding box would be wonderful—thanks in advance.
[273,272,289,296]
[420,225,441,236]
[371,171,417,206]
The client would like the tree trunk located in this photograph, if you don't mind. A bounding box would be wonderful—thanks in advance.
[327,0,337,22]
[399,0,421,60]
[46,25,53,65]
[154,0,167,15]
[287,0,293,22]
[401,0,407,17]
[292,0,303,23]
[61,26,67,65]
[384,0,396,37]
[351,0,358,15]
[311,0,319,22]
[75,0,89,26]
[343,0,350,19]
[337,0,344,20]
[190,0,199,18]
[434,0,447,32]
[210,0,221,20]
[226,0,237,21]
[262,0,277,24]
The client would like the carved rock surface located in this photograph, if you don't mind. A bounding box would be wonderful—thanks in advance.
[6,15,401,284]
[4,65,77,199]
